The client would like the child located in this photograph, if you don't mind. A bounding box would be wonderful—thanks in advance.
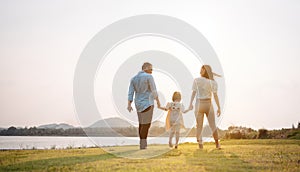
[158,91,191,149]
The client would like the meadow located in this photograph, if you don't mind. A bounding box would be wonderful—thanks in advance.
[0,139,299,172]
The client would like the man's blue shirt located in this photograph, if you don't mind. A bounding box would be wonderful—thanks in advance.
[128,71,158,112]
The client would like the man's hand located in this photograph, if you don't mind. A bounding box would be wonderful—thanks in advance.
[127,106,133,112]
[127,101,133,112]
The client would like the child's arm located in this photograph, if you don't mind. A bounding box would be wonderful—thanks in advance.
[182,104,193,113]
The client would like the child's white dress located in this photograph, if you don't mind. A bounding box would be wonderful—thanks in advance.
[165,102,185,132]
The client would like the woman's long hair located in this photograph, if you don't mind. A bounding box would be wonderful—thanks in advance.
[201,65,221,80]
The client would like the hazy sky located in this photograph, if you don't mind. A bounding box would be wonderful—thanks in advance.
[1,0,300,129]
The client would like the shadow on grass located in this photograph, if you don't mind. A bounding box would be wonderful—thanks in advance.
[186,148,262,172]
[0,153,116,171]
[102,145,171,159]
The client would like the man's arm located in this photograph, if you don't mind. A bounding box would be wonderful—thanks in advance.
[158,106,167,111]
[127,79,134,112]
[148,76,160,107]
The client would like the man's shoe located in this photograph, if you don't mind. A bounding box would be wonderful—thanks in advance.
[216,143,221,149]
[140,139,147,150]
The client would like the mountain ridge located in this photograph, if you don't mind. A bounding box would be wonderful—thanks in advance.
[89,117,134,128]
[38,123,75,130]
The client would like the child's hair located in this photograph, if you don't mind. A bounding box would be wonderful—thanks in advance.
[172,91,181,101]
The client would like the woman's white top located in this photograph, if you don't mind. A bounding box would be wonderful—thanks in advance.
[192,77,218,99]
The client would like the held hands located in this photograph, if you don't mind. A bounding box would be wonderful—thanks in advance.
[157,104,167,111]
[157,100,169,111]
[182,104,193,113]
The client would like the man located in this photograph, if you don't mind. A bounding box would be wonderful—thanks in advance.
[127,62,161,149]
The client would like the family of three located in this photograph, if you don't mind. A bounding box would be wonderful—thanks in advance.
[127,62,221,150]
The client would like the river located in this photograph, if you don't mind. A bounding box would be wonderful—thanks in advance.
[0,136,213,149]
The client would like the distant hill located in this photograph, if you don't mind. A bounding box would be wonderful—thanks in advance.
[89,117,134,128]
[38,123,75,130]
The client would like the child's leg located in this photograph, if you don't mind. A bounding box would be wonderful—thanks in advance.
[175,125,180,147]
[169,126,175,147]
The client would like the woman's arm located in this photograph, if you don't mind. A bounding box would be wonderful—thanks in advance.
[213,93,221,117]
[188,91,196,110]
[183,109,190,113]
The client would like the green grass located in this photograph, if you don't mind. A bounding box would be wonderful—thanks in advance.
[0,140,299,172]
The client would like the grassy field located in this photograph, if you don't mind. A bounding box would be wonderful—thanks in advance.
[0,139,299,172]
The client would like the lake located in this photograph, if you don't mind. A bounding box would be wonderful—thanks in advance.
[0,136,213,149]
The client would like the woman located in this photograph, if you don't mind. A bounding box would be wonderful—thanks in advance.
[188,65,221,149]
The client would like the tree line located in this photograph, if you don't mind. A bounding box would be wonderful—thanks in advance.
[1,124,299,139]
[0,125,220,137]
[224,123,300,139]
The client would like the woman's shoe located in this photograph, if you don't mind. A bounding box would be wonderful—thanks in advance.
[169,142,173,148]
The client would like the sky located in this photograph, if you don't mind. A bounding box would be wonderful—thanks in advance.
[0,0,300,130]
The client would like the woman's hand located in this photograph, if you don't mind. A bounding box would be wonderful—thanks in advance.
[189,104,193,111]
[217,108,221,117]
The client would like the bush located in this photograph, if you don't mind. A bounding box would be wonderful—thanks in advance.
[257,129,268,139]
[226,130,243,139]
[245,131,257,139]
[287,130,300,139]
[224,126,258,139]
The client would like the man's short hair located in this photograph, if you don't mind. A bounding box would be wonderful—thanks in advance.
[142,62,152,70]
